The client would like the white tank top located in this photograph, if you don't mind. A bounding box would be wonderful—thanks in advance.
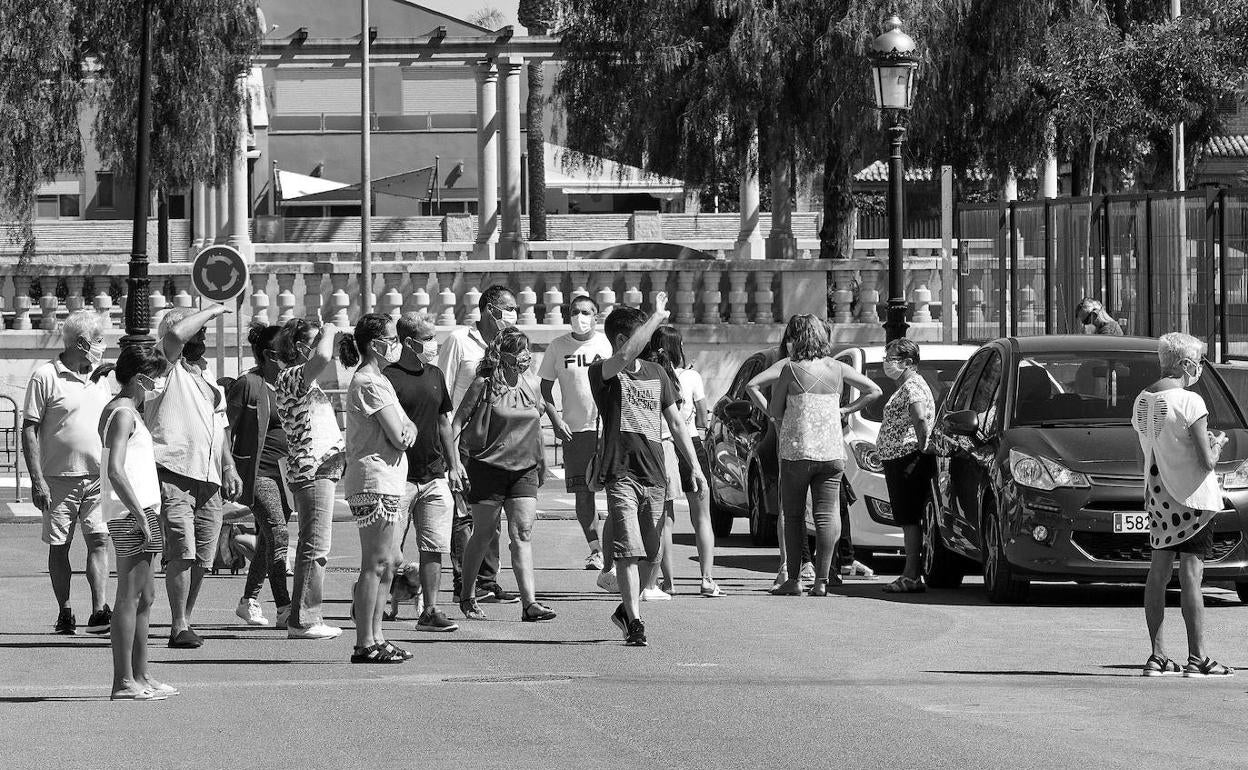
[100,405,162,521]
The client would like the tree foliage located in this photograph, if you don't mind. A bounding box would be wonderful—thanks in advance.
[0,0,260,255]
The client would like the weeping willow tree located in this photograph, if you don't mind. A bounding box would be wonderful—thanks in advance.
[0,0,260,259]
[555,0,935,258]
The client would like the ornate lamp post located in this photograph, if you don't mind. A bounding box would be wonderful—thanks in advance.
[869,15,918,342]
[122,0,155,351]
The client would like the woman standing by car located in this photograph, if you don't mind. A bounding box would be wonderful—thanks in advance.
[764,315,880,596]
[876,338,937,594]
[1133,332,1232,678]
[454,327,558,622]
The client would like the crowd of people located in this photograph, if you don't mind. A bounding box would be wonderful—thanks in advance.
[21,290,1233,700]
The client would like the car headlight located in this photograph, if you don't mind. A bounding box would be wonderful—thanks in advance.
[1224,459,1248,490]
[850,440,884,473]
[1009,449,1089,491]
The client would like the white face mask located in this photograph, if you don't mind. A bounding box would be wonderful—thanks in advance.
[1181,359,1202,388]
[882,360,906,380]
[419,339,438,364]
[375,339,401,364]
[78,339,106,367]
[570,313,595,336]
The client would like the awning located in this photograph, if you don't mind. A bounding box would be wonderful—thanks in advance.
[545,142,684,196]
[276,169,350,201]
[278,167,436,204]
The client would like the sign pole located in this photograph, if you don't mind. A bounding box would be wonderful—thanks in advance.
[216,313,225,381]
[236,293,245,377]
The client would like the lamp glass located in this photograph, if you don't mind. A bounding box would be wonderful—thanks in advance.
[874,63,915,111]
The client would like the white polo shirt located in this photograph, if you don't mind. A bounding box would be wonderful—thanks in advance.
[23,358,114,478]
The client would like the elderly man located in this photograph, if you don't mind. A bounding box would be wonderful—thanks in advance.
[1077,298,1124,336]
[23,310,114,635]
[147,304,241,649]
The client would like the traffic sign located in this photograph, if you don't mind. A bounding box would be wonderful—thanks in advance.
[192,245,249,303]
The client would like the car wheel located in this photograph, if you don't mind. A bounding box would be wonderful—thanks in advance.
[983,499,1029,603]
[1236,581,1248,605]
[922,495,965,589]
[748,472,778,547]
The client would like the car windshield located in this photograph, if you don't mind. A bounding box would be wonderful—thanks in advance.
[861,360,966,423]
[1012,351,1245,429]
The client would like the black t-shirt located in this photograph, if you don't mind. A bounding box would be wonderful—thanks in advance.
[383,362,453,483]
[588,359,676,487]
[257,385,288,477]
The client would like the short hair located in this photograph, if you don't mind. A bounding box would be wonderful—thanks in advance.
[604,306,647,345]
[62,310,105,350]
[478,285,514,313]
[570,294,599,313]
[396,311,436,342]
[886,338,921,364]
[1158,332,1204,376]
[1077,297,1102,312]
[157,307,195,341]
[114,344,167,386]
[784,314,833,362]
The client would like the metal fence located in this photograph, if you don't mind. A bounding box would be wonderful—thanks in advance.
[956,189,1248,361]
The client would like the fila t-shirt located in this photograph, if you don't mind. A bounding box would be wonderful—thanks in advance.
[538,332,612,434]
[588,359,676,487]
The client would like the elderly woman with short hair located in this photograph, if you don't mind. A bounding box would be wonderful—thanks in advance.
[1133,332,1232,677]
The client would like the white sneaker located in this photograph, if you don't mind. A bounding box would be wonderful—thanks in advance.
[596,568,618,593]
[640,587,671,602]
[287,622,342,640]
[235,598,269,627]
[275,605,291,630]
[799,561,817,582]
[584,550,604,571]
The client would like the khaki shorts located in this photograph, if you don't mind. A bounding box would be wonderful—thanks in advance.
[399,478,454,553]
[605,478,666,561]
[42,476,106,546]
[563,431,599,493]
[158,468,224,569]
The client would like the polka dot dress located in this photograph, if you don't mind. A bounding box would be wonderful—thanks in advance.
[1145,461,1216,550]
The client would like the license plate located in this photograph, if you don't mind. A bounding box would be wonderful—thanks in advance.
[1113,512,1149,533]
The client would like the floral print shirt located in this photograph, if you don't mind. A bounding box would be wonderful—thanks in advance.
[876,374,934,461]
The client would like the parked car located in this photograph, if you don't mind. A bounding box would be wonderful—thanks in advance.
[704,343,977,551]
[923,335,1248,603]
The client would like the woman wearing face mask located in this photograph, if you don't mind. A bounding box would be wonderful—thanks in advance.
[96,345,176,699]
[1134,332,1232,677]
[341,314,417,662]
[876,338,937,594]
[273,317,347,641]
[226,324,293,627]
[454,327,559,622]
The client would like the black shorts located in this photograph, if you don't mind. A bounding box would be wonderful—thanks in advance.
[677,437,712,494]
[463,457,540,504]
[1160,519,1215,558]
[882,451,936,527]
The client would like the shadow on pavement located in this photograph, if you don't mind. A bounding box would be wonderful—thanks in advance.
[0,641,109,649]
[825,582,1246,609]
[152,658,341,665]
[927,669,1135,679]
[398,637,619,646]
[0,696,107,703]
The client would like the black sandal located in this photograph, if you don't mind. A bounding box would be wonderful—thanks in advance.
[381,641,412,660]
[522,602,557,622]
[1142,654,1181,677]
[350,643,405,664]
[1184,656,1234,678]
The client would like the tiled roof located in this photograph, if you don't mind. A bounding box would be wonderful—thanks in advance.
[1205,135,1248,158]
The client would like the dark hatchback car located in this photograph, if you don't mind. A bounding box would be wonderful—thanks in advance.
[923,335,1248,603]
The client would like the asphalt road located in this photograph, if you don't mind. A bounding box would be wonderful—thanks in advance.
[3,494,1248,769]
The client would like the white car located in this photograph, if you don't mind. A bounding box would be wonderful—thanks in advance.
[809,344,980,555]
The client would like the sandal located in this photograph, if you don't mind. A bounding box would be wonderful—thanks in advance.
[1184,656,1234,678]
[769,579,802,596]
[883,577,927,594]
[1142,654,1182,677]
[382,641,413,661]
[459,599,487,621]
[809,581,828,597]
[350,643,405,664]
[522,602,557,622]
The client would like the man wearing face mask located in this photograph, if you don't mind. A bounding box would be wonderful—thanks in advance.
[146,304,242,649]
[23,310,115,635]
[438,284,519,604]
[1076,298,1124,336]
[539,294,613,571]
[383,312,462,631]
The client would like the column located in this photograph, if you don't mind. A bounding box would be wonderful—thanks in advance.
[497,55,525,260]
[735,128,764,260]
[227,85,252,258]
[215,182,230,245]
[474,61,499,259]
[204,183,219,247]
[191,181,207,254]
[766,149,796,260]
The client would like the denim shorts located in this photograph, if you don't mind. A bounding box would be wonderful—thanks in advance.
[605,477,666,561]
[398,478,454,553]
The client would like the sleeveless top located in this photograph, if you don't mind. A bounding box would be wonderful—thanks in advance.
[100,405,162,521]
[471,376,544,471]
[779,359,846,463]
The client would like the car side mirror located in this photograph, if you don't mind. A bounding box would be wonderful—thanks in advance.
[722,400,757,422]
[942,409,979,436]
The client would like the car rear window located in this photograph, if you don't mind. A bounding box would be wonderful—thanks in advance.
[860,360,967,423]
[1012,352,1245,428]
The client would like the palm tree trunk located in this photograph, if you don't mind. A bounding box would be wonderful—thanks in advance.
[526,59,547,241]
[820,142,857,260]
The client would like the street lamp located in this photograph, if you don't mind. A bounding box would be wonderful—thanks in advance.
[122,0,155,351]
[869,15,918,343]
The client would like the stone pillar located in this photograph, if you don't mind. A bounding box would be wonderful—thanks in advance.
[497,55,526,260]
[766,152,796,260]
[215,182,230,245]
[191,181,207,254]
[227,88,252,258]
[204,184,219,247]
[735,129,764,260]
[1041,118,1059,199]
[474,61,499,259]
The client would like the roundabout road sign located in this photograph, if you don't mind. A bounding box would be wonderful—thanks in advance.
[192,245,249,303]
